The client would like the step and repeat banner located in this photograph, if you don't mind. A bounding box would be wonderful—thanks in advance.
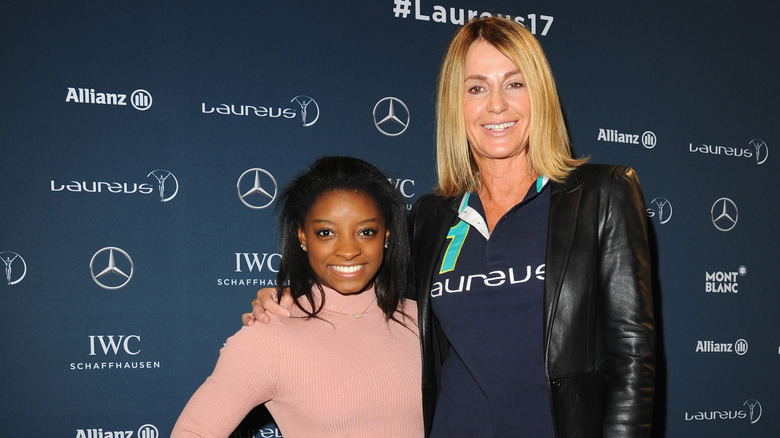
[2,1,778,437]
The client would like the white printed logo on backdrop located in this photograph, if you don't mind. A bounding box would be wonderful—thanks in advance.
[1,251,26,285]
[711,198,738,231]
[646,197,672,224]
[90,247,134,290]
[373,97,410,136]
[689,138,769,165]
[65,87,152,111]
[237,168,278,209]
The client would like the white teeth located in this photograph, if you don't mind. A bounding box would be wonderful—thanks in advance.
[484,121,515,131]
[331,265,363,273]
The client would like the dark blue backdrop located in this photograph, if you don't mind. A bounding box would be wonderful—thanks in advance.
[2,1,778,436]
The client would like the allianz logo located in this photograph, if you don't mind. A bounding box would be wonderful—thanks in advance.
[695,338,748,355]
[66,87,152,111]
[597,128,656,149]
[75,423,158,438]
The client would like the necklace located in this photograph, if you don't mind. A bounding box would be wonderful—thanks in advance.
[327,296,377,319]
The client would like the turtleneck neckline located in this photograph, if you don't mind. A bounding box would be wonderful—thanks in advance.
[298,284,379,316]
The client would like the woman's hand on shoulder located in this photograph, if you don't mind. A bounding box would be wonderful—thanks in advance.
[241,287,293,325]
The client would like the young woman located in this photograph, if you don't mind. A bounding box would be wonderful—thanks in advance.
[172,156,422,437]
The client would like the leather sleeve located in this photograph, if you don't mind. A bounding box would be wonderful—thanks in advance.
[598,167,656,437]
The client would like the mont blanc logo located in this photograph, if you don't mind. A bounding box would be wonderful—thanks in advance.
[705,265,746,293]
[646,197,672,224]
[291,95,320,127]
[65,87,152,111]
[89,247,134,290]
[146,169,179,202]
[597,129,656,149]
[75,424,158,438]
[373,97,410,136]
[237,168,278,209]
[1,251,27,285]
[711,198,738,231]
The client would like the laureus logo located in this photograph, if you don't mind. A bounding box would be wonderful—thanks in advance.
[749,138,769,165]
[291,95,320,127]
[146,169,179,202]
[1,251,26,285]
[646,197,672,224]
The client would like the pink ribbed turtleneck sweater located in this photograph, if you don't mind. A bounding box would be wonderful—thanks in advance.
[172,286,422,437]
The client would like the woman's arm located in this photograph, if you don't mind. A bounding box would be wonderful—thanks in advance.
[172,324,279,436]
[599,167,656,436]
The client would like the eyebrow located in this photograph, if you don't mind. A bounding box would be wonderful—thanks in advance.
[310,218,382,225]
[464,69,522,82]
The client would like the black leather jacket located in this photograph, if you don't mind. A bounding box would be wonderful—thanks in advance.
[408,164,656,437]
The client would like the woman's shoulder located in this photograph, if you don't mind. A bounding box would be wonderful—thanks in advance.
[565,162,643,190]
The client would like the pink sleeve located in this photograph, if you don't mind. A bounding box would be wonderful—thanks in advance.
[171,321,280,437]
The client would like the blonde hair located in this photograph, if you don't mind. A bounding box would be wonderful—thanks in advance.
[434,17,587,197]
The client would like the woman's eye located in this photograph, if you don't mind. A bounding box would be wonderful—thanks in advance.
[359,229,377,237]
[315,229,333,238]
[467,85,484,94]
[507,81,524,89]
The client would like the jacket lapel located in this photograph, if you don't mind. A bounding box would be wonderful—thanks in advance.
[543,170,584,345]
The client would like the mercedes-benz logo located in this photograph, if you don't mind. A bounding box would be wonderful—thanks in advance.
[373,97,410,136]
[648,197,672,224]
[711,197,738,232]
[237,168,278,209]
[749,138,768,165]
[1,251,27,285]
[147,169,179,202]
[90,247,134,290]
[291,95,319,127]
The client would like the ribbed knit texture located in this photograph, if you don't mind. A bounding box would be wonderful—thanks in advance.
[172,286,422,437]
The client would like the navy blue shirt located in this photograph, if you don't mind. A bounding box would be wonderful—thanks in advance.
[430,177,555,438]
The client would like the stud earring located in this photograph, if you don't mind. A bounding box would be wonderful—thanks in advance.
[301,244,307,251]
[384,242,388,249]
